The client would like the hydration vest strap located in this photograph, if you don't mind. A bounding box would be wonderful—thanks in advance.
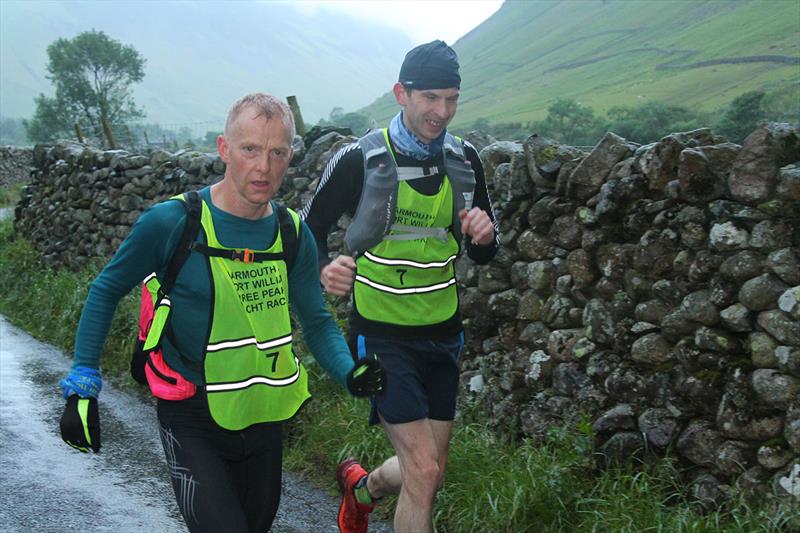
[192,243,285,263]
[385,224,450,242]
[190,204,299,265]
[397,166,441,181]
[161,190,202,297]
[364,145,389,160]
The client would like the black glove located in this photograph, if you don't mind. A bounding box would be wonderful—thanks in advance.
[60,395,101,453]
[346,353,387,397]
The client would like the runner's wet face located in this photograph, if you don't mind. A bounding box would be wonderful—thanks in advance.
[218,107,293,212]
[397,87,459,144]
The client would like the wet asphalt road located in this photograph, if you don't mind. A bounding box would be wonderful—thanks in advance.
[0,316,392,532]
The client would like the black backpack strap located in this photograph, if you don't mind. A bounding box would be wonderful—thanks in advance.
[160,190,202,296]
[190,204,301,271]
[276,204,300,273]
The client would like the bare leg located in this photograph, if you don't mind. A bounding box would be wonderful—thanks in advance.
[366,417,453,533]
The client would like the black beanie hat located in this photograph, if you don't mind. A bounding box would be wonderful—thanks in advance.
[398,40,461,91]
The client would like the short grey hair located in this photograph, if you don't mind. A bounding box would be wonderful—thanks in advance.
[224,93,296,139]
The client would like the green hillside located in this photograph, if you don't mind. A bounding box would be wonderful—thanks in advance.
[361,0,800,128]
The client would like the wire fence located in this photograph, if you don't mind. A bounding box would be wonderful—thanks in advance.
[71,118,221,153]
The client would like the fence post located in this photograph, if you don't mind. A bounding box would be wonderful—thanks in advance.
[101,117,117,149]
[286,95,306,136]
[74,123,85,144]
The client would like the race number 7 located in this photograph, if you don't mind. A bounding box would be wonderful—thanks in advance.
[265,351,279,372]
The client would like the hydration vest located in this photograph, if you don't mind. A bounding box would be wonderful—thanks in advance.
[136,193,306,430]
[344,128,476,257]
[346,129,476,326]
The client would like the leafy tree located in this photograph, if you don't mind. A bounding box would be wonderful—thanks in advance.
[470,117,490,131]
[607,101,704,143]
[25,30,146,145]
[317,107,371,135]
[715,91,767,143]
[0,116,30,146]
[539,98,605,145]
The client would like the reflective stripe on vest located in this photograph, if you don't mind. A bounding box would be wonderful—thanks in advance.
[344,128,476,257]
[199,201,309,430]
[354,177,460,325]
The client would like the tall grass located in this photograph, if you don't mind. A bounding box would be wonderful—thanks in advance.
[1,221,797,532]
[0,182,24,207]
[0,219,139,377]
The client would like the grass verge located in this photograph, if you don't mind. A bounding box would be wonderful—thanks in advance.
[1,220,797,532]
[0,182,24,207]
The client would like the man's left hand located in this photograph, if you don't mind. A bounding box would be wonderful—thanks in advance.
[459,208,494,246]
[346,354,387,397]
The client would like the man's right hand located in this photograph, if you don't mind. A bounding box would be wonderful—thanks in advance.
[320,255,356,296]
[60,395,101,453]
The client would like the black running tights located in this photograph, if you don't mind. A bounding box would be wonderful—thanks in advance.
[157,394,282,533]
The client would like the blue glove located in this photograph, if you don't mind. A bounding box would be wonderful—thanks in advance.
[59,366,102,399]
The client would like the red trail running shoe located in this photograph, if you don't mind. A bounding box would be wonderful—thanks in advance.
[336,458,376,533]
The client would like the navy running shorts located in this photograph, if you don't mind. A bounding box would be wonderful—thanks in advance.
[353,333,464,426]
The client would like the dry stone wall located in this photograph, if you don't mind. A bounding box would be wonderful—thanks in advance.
[0,146,34,187]
[13,124,800,502]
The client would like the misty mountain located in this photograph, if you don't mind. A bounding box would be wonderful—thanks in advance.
[0,0,413,130]
[362,0,800,128]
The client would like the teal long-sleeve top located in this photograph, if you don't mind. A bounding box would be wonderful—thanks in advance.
[72,186,354,389]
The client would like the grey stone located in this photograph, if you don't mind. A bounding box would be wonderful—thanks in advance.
[757,444,794,470]
[749,331,780,368]
[777,163,800,201]
[708,222,749,252]
[583,299,615,345]
[567,132,633,201]
[680,290,719,326]
[739,273,789,311]
[728,123,800,205]
[595,431,645,469]
[638,408,679,449]
[719,251,764,282]
[592,404,637,434]
[518,322,550,350]
[542,294,577,329]
[525,260,556,291]
[775,345,800,377]
[719,304,753,332]
[757,310,800,346]
[767,248,800,285]
[778,286,800,319]
[479,140,524,186]
[749,220,793,251]
[516,230,551,261]
[786,408,800,453]
[752,369,800,409]
[694,326,741,353]
[634,299,671,324]
[716,440,755,475]
[487,289,520,318]
[717,393,784,441]
[633,135,684,192]
[677,419,724,467]
[631,333,672,364]
[548,214,582,250]
[678,146,726,204]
